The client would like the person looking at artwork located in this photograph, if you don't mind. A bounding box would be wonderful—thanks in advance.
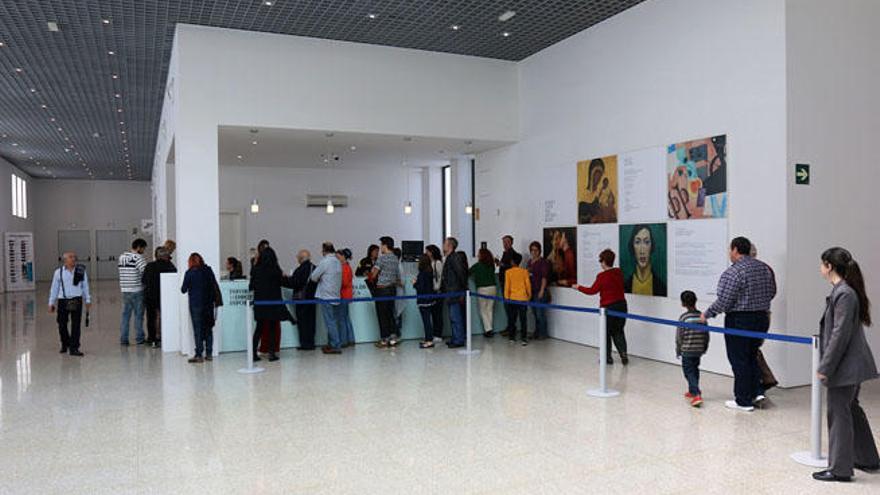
[504,252,531,346]
[812,247,879,482]
[623,224,667,296]
[572,249,628,365]
[528,241,550,340]
[700,236,776,412]
[676,291,709,408]
[426,244,445,343]
[469,248,497,338]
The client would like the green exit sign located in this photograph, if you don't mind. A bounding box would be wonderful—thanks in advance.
[795,164,810,185]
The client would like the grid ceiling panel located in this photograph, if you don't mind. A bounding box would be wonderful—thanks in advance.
[0,0,645,180]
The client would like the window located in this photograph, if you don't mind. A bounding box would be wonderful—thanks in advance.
[442,165,451,240]
[11,174,27,219]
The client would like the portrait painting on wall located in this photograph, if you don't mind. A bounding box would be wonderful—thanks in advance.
[577,155,618,224]
[618,223,668,297]
[542,227,578,287]
[667,135,727,220]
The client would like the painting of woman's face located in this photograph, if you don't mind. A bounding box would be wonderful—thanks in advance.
[633,228,653,269]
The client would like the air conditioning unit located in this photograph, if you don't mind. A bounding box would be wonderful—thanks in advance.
[305,194,348,208]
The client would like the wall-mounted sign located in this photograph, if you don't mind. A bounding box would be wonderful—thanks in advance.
[795,164,810,185]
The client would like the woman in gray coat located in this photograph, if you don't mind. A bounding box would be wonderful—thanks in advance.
[813,247,879,482]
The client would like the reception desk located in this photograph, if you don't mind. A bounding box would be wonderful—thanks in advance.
[215,274,509,353]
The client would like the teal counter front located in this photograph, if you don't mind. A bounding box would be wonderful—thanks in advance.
[217,272,509,353]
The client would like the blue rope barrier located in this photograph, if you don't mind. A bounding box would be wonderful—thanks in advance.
[470,292,811,346]
[252,291,467,307]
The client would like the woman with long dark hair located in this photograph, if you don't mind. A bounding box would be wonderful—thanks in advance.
[623,224,666,297]
[249,246,292,362]
[181,253,220,363]
[426,244,445,342]
[812,247,879,482]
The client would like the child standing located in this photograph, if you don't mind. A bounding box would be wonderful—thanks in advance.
[677,290,710,407]
[414,254,436,349]
[504,252,532,346]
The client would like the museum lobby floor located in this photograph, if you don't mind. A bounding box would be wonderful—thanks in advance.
[0,281,878,494]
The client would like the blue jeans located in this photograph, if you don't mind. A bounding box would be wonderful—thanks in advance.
[419,306,434,342]
[448,300,465,345]
[321,302,341,350]
[339,302,355,346]
[681,353,702,396]
[190,306,213,357]
[532,292,548,338]
[120,291,145,343]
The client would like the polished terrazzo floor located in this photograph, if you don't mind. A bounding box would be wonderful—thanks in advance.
[1,281,878,494]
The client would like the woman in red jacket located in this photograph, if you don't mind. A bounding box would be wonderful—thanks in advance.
[573,249,629,365]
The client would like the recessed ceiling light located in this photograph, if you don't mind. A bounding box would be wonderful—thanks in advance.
[47,21,61,32]
[367,13,378,19]
[498,11,516,22]
[29,88,36,93]
[236,155,243,160]
[11,143,17,146]
[108,50,115,55]
[114,93,121,98]
[50,117,56,122]
[40,104,47,109]
[112,74,119,79]
[92,132,101,138]
[251,140,258,145]
[502,32,511,37]
[102,19,111,25]
[0,42,5,47]
[350,146,357,151]
[117,108,123,113]
[57,127,62,131]
[263,0,274,5]
[64,137,70,141]
[451,25,460,31]
[121,130,126,134]
[14,68,22,73]
[119,121,124,125]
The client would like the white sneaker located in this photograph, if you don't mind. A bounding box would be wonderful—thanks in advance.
[725,400,755,412]
[753,394,767,407]
[433,337,443,344]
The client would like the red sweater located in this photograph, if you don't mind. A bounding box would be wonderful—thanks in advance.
[577,268,626,307]
[341,263,353,299]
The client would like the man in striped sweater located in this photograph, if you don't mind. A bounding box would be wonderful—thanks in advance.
[118,238,148,345]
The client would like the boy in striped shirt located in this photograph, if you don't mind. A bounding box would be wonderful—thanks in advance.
[678,290,710,407]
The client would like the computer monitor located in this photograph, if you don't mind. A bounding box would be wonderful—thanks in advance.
[401,240,424,262]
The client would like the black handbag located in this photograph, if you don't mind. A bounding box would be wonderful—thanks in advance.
[59,267,83,312]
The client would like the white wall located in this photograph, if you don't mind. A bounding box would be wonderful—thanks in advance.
[220,165,426,273]
[157,24,519,281]
[31,180,152,281]
[785,0,880,365]
[0,158,35,291]
[476,0,792,382]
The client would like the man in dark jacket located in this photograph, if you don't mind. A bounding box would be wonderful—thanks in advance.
[142,247,177,348]
[291,249,318,350]
[441,237,468,348]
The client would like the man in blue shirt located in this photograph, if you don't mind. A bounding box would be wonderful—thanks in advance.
[310,242,343,354]
[49,252,92,356]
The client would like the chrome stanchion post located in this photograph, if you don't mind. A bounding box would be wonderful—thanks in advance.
[458,290,480,356]
[588,307,619,398]
[791,335,827,466]
[238,301,265,374]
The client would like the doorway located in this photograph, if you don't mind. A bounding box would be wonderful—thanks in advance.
[57,230,92,278]
[95,230,130,280]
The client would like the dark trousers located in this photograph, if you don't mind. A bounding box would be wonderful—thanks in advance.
[145,304,161,342]
[508,304,528,341]
[681,354,702,396]
[532,293,549,338]
[431,301,444,338]
[190,307,213,357]
[419,306,434,342]
[828,384,880,477]
[723,311,769,406]
[504,304,516,332]
[57,298,83,352]
[295,304,317,350]
[605,300,628,357]
[374,286,397,340]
